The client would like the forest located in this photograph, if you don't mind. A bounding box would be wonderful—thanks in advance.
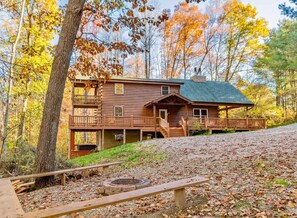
[0,0,296,176]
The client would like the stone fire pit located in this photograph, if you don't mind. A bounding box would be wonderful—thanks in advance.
[101,177,151,195]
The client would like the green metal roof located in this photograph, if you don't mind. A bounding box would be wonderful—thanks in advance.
[170,79,253,105]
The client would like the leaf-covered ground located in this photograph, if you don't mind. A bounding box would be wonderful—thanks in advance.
[19,124,297,217]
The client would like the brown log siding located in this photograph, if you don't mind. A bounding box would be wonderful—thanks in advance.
[102,82,180,117]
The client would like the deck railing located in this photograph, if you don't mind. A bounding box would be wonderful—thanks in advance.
[188,117,266,130]
[69,115,266,131]
[73,95,99,105]
[69,115,159,128]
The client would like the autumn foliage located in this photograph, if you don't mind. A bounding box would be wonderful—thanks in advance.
[69,0,168,81]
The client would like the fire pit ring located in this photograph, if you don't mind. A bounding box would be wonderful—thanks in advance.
[102,177,151,195]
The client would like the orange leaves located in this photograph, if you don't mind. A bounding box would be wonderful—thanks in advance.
[126,10,134,17]
[70,0,168,80]
[162,2,207,78]
[75,39,105,55]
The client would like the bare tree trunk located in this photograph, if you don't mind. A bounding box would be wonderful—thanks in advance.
[17,95,29,142]
[35,0,85,188]
[1,0,26,160]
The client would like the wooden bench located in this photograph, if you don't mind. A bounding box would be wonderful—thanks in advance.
[0,162,122,217]
[25,175,209,218]
[0,179,25,217]
[8,162,121,186]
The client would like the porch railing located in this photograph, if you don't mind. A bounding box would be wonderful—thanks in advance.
[73,95,99,105]
[188,117,266,130]
[69,115,159,128]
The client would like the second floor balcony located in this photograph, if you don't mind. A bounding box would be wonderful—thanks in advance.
[73,95,100,106]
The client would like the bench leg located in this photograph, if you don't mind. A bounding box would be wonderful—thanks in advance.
[102,166,108,175]
[82,170,89,177]
[174,188,186,210]
[60,173,66,186]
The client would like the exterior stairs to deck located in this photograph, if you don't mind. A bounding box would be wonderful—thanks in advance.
[169,127,185,137]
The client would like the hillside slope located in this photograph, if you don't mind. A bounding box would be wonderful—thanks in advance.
[19,124,297,217]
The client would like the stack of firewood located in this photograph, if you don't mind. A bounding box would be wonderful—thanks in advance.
[11,180,35,194]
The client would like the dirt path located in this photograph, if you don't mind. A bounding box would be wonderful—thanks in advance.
[19,124,297,217]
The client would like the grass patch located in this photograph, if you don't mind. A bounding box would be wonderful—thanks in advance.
[68,143,166,168]
[234,201,252,210]
[274,179,289,186]
[268,120,296,129]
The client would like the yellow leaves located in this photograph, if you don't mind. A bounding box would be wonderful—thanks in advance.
[223,0,269,40]
[290,189,297,200]
[288,201,295,208]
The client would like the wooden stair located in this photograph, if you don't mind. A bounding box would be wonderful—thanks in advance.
[169,127,185,137]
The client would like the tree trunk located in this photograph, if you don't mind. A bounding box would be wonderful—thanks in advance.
[1,0,26,160]
[35,0,85,188]
[17,80,31,145]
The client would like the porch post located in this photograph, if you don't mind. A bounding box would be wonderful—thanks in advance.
[140,129,143,141]
[97,131,101,151]
[185,104,188,136]
[102,129,105,149]
[153,104,157,138]
[69,130,75,159]
[225,106,229,128]
[71,82,74,116]
[95,85,98,96]
[225,106,229,118]
[123,129,126,144]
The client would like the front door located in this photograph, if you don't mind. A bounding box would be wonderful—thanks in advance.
[159,109,168,121]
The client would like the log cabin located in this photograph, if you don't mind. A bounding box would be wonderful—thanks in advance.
[68,75,266,158]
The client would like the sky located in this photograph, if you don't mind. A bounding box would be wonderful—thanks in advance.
[159,0,289,28]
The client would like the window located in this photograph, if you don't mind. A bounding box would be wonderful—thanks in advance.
[193,108,208,118]
[161,86,170,95]
[114,83,124,94]
[114,106,124,117]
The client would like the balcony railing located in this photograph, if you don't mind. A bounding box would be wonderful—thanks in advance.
[69,115,159,129]
[73,95,99,105]
[188,117,266,130]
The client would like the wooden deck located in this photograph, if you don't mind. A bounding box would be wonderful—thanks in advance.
[69,115,159,130]
[187,117,266,131]
[69,115,266,131]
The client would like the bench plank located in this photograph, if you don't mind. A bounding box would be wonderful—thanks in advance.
[25,176,208,218]
[0,179,24,217]
[9,162,121,181]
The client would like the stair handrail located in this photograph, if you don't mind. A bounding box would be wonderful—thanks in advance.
[159,117,170,137]
[180,116,187,136]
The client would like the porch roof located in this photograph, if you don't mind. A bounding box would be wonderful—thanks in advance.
[144,93,192,107]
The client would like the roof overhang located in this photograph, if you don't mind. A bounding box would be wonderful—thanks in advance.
[145,93,192,107]
[191,101,254,107]
[72,76,184,86]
